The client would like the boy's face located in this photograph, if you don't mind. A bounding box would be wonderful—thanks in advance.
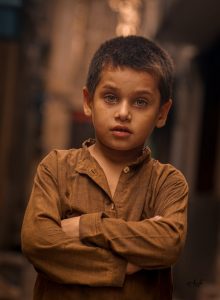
[83,66,172,153]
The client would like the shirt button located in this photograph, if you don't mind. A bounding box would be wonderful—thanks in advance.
[123,166,130,173]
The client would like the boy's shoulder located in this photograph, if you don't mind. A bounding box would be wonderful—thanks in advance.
[150,158,188,190]
[39,147,86,171]
[152,158,185,177]
[39,139,96,169]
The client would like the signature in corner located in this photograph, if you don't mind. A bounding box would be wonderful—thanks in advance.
[186,279,204,288]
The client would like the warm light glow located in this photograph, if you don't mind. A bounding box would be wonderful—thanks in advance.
[108,0,142,36]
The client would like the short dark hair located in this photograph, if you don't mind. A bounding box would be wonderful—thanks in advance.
[86,35,174,104]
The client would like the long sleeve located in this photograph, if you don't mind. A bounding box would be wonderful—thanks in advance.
[79,167,188,269]
[21,151,126,287]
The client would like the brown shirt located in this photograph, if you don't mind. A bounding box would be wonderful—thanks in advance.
[21,140,188,300]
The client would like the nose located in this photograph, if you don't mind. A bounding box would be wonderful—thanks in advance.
[114,101,131,122]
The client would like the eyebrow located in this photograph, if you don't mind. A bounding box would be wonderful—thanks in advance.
[101,84,119,91]
[133,89,154,96]
[101,84,154,96]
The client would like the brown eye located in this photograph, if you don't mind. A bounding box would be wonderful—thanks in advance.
[134,98,148,107]
[104,94,118,104]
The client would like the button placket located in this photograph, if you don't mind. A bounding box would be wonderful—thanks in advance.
[105,200,115,209]
[104,198,116,217]
[111,203,115,210]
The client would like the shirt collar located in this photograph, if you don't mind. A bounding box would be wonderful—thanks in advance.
[80,138,151,168]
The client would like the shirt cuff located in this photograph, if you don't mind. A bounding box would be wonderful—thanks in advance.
[79,212,109,248]
[108,255,127,287]
[79,212,127,287]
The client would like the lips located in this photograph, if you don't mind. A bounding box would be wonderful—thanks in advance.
[111,125,132,133]
[110,125,132,137]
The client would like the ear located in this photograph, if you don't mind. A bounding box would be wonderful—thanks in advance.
[156,99,172,128]
[83,87,92,117]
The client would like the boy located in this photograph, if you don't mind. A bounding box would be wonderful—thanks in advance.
[21,36,188,300]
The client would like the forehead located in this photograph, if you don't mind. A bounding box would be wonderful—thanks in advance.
[97,65,160,93]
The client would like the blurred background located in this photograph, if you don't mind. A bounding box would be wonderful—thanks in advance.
[0,0,219,299]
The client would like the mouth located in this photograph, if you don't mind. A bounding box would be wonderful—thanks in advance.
[110,125,132,137]
[111,125,132,133]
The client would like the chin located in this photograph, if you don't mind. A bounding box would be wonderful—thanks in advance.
[106,142,143,152]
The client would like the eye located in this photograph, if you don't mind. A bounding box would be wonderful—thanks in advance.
[104,94,118,104]
[134,98,148,107]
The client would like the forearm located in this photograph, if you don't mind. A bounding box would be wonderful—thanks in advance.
[79,212,187,268]
[21,217,127,286]
[79,173,188,269]
[61,216,143,276]
[21,156,127,287]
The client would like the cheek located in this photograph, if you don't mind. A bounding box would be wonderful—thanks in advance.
[92,111,107,131]
[93,105,111,122]
[136,115,158,136]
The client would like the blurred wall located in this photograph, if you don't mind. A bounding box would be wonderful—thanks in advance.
[0,0,219,299]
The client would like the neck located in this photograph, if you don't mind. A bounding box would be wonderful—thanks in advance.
[89,140,143,166]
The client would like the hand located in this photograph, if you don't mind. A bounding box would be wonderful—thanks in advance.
[150,215,161,221]
[61,216,80,238]
[126,262,141,275]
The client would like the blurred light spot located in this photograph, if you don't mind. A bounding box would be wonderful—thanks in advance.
[108,0,142,36]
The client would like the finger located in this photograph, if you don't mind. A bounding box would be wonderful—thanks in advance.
[151,215,162,221]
